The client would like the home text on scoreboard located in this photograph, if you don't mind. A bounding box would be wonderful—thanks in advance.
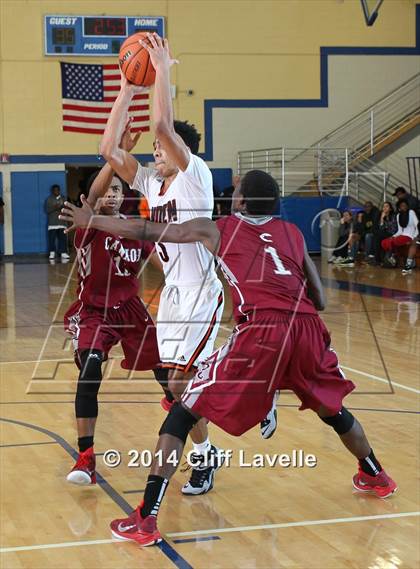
[44,15,165,56]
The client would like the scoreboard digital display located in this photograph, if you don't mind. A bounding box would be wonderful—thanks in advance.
[44,15,165,56]
[84,17,126,36]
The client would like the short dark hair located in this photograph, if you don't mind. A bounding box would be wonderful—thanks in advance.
[86,170,125,195]
[174,120,201,154]
[51,184,60,192]
[393,186,407,196]
[397,198,409,208]
[240,170,279,215]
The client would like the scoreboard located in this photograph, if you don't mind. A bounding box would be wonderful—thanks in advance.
[44,15,165,56]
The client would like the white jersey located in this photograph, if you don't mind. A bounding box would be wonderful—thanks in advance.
[131,153,217,286]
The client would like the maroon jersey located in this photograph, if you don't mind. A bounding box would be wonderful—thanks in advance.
[74,225,153,308]
[216,214,317,321]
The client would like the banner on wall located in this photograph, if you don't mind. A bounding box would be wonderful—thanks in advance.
[60,62,150,135]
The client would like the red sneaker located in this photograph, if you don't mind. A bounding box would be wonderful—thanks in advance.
[67,447,96,485]
[352,467,397,498]
[110,503,162,547]
[160,396,174,412]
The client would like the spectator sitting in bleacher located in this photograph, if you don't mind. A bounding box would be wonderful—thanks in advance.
[381,199,419,273]
[328,210,354,264]
[371,201,397,265]
[361,201,380,262]
[335,211,365,268]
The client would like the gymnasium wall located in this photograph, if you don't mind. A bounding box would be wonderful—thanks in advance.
[0,0,419,253]
[0,0,418,161]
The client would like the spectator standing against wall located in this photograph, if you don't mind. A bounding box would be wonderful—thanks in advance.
[45,184,69,261]
[361,201,380,260]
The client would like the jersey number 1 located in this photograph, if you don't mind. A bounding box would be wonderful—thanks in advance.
[265,246,292,275]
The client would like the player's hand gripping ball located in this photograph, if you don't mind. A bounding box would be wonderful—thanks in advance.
[119,32,156,86]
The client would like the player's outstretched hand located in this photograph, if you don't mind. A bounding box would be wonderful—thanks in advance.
[141,33,178,70]
[119,116,142,152]
[59,195,94,233]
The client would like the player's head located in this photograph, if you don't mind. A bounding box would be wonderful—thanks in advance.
[51,184,61,197]
[231,170,279,216]
[153,121,201,177]
[99,177,124,216]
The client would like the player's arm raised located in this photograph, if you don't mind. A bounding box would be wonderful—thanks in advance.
[100,76,146,186]
[302,242,326,311]
[140,34,188,170]
[89,118,142,209]
[60,199,220,253]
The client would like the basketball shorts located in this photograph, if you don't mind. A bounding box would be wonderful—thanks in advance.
[64,296,160,371]
[156,278,224,372]
[182,311,355,436]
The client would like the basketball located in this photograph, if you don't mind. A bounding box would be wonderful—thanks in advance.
[119,32,156,86]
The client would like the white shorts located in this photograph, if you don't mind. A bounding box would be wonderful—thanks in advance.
[156,279,224,372]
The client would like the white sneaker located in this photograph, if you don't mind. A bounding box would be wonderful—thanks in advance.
[327,255,336,264]
[61,253,70,260]
[49,252,55,259]
[333,256,344,264]
[181,446,225,495]
[260,390,279,439]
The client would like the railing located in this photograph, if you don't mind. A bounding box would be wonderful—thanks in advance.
[237,146,394,204]
[407,156,420,198]
[316,73,420,157]
[237,146,392,203]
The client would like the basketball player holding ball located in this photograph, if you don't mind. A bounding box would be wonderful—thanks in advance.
[100,32,228,495]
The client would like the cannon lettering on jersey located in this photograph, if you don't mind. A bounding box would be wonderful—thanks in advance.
[104,236,142,263]
[150,199,178,223]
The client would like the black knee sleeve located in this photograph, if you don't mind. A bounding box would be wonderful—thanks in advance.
[153,367,174,402]
[321,407,355,435]
[75,349,103,418]
[159,402,198,444]
[153,367,169,389]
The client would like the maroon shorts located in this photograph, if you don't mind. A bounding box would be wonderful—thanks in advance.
[64,296,160,371]
[182,312,355,436]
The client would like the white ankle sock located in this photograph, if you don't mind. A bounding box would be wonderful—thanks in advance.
[193,438,211,455]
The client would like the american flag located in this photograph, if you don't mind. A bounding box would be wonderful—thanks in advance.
[60,62,150,135]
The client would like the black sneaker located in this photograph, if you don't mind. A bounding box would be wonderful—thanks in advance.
[181,446,225,495]
[337,258,355,267]
[402,263,414,275]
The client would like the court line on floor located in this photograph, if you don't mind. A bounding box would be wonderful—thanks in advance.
[1,511,418,554]
[0,417,192,569]
[341,366,420,395]
[167,511,420,538]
